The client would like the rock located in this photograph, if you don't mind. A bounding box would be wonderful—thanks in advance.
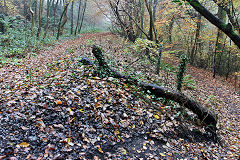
[79,57,94,65]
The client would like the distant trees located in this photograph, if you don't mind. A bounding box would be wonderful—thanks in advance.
[186,0,240,49]
[1,0,239,81]
[106,0,240,80]
[75,0,87,36]
[0,0,93,40]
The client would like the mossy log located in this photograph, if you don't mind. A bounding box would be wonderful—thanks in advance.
[92,45,218,128]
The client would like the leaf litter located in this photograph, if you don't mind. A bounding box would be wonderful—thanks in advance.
[0,33,239,159]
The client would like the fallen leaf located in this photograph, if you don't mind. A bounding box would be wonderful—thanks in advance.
[160,153,166,156]
[19,142,30,148]
[154,115,160,119]
[97,145,103,153]
[55,100,62,105]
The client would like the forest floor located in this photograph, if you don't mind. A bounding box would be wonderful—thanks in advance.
[0,33,239,159]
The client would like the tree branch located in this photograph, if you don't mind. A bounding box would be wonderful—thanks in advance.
[187,0,240,49]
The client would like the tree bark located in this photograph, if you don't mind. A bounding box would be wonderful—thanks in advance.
[33,0,37,23]
[145,0,153,41]
[140,0,144,38]
[56,1,70,40]
[75,0,82,36]
[43,0,52,39]
[212,0,240,35]
[70,1,74,35]
[78,0,87,34]
[168,17,174,44]
[37,0,43,39]
[213,6,227,78]
[91,45,218,129]
[53,0,59,36]
[29,0,35,36]
[190,14,202,65]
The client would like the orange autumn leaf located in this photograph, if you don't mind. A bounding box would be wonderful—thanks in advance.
[55,100,62,105]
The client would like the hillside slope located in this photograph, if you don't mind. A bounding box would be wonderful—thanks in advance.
[0,33,239,159]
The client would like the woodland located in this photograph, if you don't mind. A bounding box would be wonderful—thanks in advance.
[0,0,239,159]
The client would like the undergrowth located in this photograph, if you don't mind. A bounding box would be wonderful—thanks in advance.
[0,16,56,60]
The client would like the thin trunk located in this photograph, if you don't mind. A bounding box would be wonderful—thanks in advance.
[23,0,29,28]
[50,0,55,17]
[190,14,201,65]
[37,0,43,39]
[57,2,70,40]
[71,1,74,35]
[29,0,35,36]
[145,0,158,42]
[146,0,153,41]
[78,0,87,34]
[225,41,231,80]
[213,31,220,78]
[43,0,52,39]
[33,0,37,22]
[152,0,158,22]
[75,0,82,36]
[215,6,227,76]
[155,45,163,75]
[140,0,144,38]
[53,0,59,36]
[168,17,174,44]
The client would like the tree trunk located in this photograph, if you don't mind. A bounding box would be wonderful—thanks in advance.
[56,2,70,40]
[43,0,52,39]
[152,0,158,22]
[145,0,158,42]
[50,0,55,17]
[70,1,74,35]
[37,0,43,39]
[214,6,227,77]
[140,0,144,38]
[78,0,87,34]
[225,42,231,80]
[29,0,35,36]
[53,0,59,36]
[75,0,82,36]
[168,17,174,44]
[33,0,37,22]
[190,14,202,65]
[155,45,163,75]
[145,0,153,41]
[23,0,31,22]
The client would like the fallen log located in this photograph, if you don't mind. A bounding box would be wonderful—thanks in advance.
[92,45,218,129]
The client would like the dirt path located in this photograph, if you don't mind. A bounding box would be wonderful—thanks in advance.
[164,55,240,155]
[186,65,240,154]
